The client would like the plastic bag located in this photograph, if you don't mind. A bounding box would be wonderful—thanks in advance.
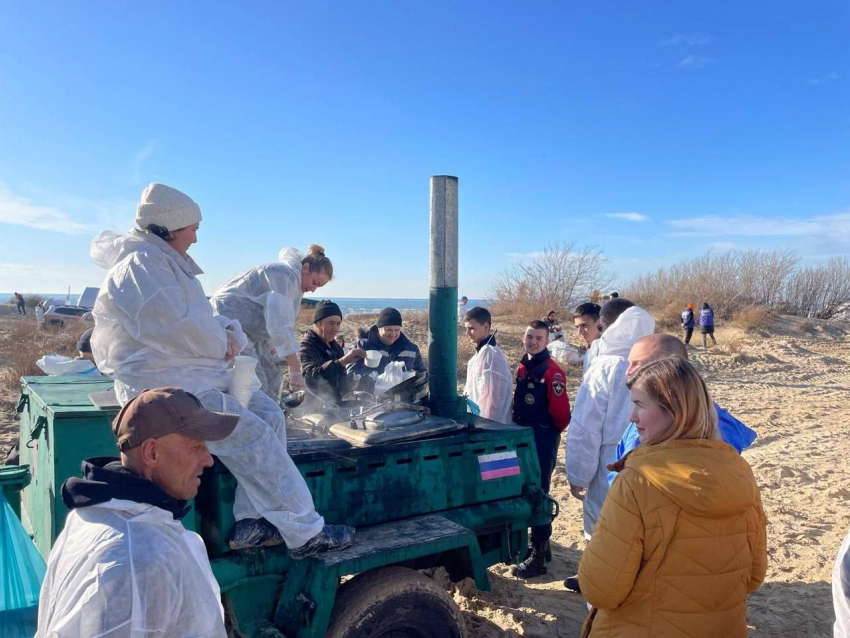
[549,341,582,365]
[0,493,46,638]
[374,361,407,396]
[35,354,101,377]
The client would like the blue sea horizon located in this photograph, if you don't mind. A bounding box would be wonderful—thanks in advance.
[305,297,490,314]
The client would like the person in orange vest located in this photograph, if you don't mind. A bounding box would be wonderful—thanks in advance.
[510,319,571,578]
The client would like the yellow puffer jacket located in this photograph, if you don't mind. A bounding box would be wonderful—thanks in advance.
[579,439,767,638]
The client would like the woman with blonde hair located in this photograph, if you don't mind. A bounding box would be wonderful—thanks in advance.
[212,245,334,399]
[579,356,767,637]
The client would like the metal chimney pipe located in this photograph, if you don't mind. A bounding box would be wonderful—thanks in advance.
[428,176,464,418]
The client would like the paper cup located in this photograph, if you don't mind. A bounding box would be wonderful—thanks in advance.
[365,350,382,368]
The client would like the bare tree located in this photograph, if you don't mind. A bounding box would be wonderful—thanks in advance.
[627,248,802,320]
[782,257,850,319]
[490,243,613,315]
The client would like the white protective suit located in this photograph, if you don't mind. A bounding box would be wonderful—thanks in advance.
[464,337,513,424]
[582,338,601,380]
[90,230,324,548]
[37,500,226,637]
[565,306,655,537]
[210,248,304,398]
[834,526,850,638]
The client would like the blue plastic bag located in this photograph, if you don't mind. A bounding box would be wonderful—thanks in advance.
[0,493,45,638]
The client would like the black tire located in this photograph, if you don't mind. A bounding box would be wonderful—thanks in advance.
[326,567,467,638]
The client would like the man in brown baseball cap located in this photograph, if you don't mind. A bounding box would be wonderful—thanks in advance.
[112,387,239,500]
[37,388,239,636]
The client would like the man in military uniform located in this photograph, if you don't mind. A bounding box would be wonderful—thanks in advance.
[510,319,571,578]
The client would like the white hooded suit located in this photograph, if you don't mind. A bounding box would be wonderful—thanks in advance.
[89,229,324,548]
[565,306,655,536]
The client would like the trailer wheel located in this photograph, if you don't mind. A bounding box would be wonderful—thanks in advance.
[326,566,467,638]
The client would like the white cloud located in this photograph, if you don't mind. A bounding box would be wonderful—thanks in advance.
[131,140,157,182]
[0,182,91,235]
[659,33,712,47]
[809,72,840,86]
[677,55,714,70]
[667,211,850,238]
[605,212,649,223]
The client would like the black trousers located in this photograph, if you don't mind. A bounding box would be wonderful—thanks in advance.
[528,423,561,544]
[684,327,693,344]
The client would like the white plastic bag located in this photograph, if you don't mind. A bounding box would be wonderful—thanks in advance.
[374,361,408,396]
[548,340,581,365]
[36,355,101,377]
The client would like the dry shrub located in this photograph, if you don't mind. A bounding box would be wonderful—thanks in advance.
[489,299,556,322]
[732,306,770,332]
[796,319,814,333]
[0,321,88,392]
[719,333,745,355]
[653,300,686,331]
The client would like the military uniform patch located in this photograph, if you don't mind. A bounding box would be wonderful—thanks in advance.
[552,380,565,396]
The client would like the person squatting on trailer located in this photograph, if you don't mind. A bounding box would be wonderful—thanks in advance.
[298,300,366,403]
[463,306,512,423]
[211,245,333,399]
[564,299,655,592]
[89,183,353,555]
[681,302,696,345]
[37,388,237,638]
[510,319,571,579]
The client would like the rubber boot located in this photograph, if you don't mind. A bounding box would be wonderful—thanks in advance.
[509,541,548,579]
[289,524,356,560]
[229,518,284,550]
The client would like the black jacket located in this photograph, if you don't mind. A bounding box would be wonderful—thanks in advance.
[298,329,349,401]
[62,457,190,520]
[347,325,426,392]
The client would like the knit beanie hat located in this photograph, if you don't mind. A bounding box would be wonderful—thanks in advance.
[312,300,343,324]
[135,183,203,232]
[376,307,403,328]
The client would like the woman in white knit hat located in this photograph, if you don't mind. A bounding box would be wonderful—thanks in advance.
[210,245,334,399]
[90,183,354,555]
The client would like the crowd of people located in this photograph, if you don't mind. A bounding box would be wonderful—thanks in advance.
[28,182,847,636]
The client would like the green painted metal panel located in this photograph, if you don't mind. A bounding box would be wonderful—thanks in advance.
[18,377,196,559]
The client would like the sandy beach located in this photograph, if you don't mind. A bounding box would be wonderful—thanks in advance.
[0,309,844,636]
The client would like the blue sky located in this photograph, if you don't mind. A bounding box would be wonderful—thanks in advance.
[1,1,848,299]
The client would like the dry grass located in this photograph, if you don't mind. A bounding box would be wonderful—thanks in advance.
[0,320,88,392]
[731,305,771,331]
[489,300,558,323]
[796,319,814,334]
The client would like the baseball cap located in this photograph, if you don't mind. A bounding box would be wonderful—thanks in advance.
[113,387,239,452]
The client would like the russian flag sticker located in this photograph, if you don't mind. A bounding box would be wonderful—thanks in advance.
[478,451,521,481]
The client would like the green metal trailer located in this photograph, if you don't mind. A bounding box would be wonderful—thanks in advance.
[12,175,556,636]
[15,375,557,638]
